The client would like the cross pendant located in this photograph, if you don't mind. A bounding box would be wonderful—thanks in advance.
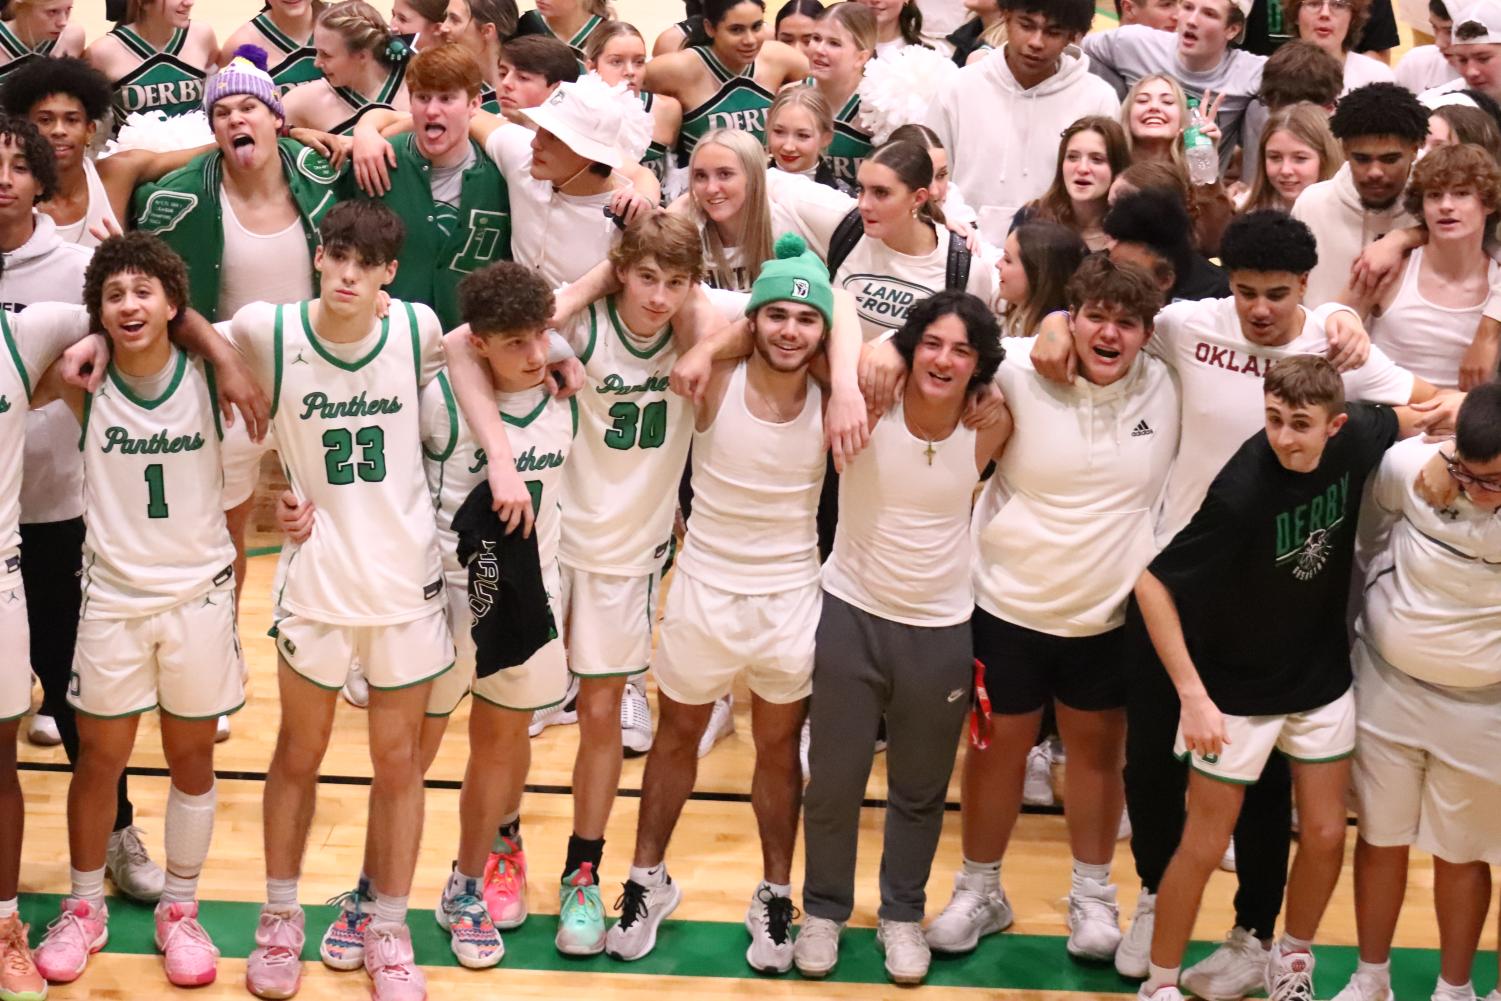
[924,439,936,466]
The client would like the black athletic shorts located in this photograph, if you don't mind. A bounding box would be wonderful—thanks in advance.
[972,605,1127,714]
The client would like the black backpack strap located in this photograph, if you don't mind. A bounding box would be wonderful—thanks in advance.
[945,227,972,291]
[825,207,865,278]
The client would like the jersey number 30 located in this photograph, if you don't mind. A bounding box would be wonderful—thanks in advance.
[323,426,388,484]
[603,400,667,451]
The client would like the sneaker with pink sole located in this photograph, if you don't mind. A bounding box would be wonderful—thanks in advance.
[246,905,305,1000]
[364,922,427,1001]
[154,901,220,986]
[33,897,108,984]
[483,837,528,929]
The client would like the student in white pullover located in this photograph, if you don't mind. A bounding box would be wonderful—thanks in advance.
[926,255,1180,964]
[922,0,1119,243]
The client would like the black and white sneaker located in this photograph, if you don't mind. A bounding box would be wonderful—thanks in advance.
[604,877,681,961]
[745,884,797,974]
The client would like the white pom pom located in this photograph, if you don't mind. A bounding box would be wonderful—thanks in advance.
[857,46,959,145]
[580,72,655,165]
[101,110,215,156]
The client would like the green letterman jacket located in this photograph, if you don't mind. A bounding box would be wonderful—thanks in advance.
[130,139,346,319]
[376,134,512,331]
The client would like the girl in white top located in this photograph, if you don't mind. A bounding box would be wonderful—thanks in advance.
[859,0,924,55]
[1285,0,1396,93]
[768,137,996,341]
[1347,143,1501,389]
[679,127,796,290]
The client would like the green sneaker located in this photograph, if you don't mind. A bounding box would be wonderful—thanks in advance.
[555,863,606,956]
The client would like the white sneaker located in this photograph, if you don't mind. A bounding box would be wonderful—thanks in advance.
[793,916,842,978]
[1267,948,1316,1001]
[697,695,735,758]
[215,715,231,742]
[1066,877,1122,961]
[1023,742,1055,807]
[744,883,795,974]
[1432,980,1479,1001]
[798,719,811,780]
[876,919,930,985]
[1139,986,1187,1001]
[621,680,653,757]
[1182,927,1271,1001]
[1118,811,1132,841]
[1330,969,1394,1001]
[604,877,680,961]
[106,826,165,903]
[1115,891,1155,978]
[924,870,1012,953]
[1219,842,1237,872]
[341,663,369,709]
[529,675,579,737]
[26,713,61,746]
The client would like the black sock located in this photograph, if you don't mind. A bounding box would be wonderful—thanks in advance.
[499,815,521,842]
[564,834,606,880]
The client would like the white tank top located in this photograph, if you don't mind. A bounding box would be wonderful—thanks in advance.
[422,373,577,580]
[821,398,979,626]
[271,300,445,625]
[675,360,825,594]
[216,187,315,321]
[1371,247,1499,390]
[558,298,693,576]
[53,160,121,249]
[79,349,235,618]
[0,314,30,575]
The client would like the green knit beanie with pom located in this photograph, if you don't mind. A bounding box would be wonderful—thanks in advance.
[745,233,835,330]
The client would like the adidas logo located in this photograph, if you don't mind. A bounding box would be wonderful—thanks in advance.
[1131,420,1154,437]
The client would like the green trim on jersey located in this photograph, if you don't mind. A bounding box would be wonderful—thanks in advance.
[111,24,186,60]
[204,361,223,440]
[479,84,500,115]
[108,25,205,121]
[500,391,549,429]
[105,348,187,411]
[513,9,602,69]
[405,301,421,386]
[0,21,55,80]
[0,312,29,398]
[252,13,321,92]
[607,297,673,359]
[576,305,600,366]
[302,300,390,372]
[675,48,773,160]
[78,391,93,449]
[827,92,873,184]
[271,304,285,420]
[425,370,459,462]
[329,63,406,136]
[569,395,579,437]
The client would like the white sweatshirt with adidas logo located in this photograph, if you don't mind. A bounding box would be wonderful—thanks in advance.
[971,339,1181,638]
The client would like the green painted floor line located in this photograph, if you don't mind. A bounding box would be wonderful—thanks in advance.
[16,893,1495,994]
[245,545,283,558]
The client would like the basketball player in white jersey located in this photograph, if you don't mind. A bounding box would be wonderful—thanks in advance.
[606,235,862,974]
[797,290,1012,987]
[227,201,452,1001]
[29,234,240,991]
[443,212,704,958]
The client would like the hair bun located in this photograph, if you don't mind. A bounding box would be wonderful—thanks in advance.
[774,232,808,259]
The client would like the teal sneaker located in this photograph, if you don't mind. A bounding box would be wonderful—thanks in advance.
[436,874,504,969]
[555,863,606,956]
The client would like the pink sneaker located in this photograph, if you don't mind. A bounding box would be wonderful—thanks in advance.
[364,923,427,1001]
[154,901,219,986]
[33,897,108,983]
[482,837,528,929]
[246,905,305,999]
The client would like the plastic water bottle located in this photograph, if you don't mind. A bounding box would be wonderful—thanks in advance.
[1183,96,1219,186]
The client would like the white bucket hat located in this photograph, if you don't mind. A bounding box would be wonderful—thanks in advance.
[1451,0,1501,44]
[521,75,651,170]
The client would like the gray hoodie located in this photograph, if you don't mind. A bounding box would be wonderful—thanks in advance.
[924,44,1121,244]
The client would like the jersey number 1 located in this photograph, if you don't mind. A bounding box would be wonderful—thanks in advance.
[144,464,168,519]
[323,426,388,484]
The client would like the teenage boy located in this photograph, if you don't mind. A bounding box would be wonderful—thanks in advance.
[1239,40,1344,187]
[922,0,1120,243]
[604,236,857,974]
[1424,0,1501,102]
[1105,188,1230,302]
[1291,82,1426,306]
[1031,210,1456,997]
[1133,355,1399,1001]
[233,201,453,1001]
[1330,384,1501,1001]
[1395,0,1461,91]
[497,34,580,121]
[444,212,704,957]
[30,233,242,991]
[1080,0,1266,165]
[1119,0,1182,30]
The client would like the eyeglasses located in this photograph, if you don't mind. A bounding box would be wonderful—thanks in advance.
[1307,0,1354,11]
[1443,451,1501,493]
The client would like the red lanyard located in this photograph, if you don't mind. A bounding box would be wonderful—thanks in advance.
[968,658,992,750]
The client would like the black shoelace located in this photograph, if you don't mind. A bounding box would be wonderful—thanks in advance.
[759,887,799,946]
[614,880,650,930]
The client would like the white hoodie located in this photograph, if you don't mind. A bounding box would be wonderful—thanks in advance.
[971,341,1180,637]
[1291,163,1417,307]
[923,44,1120,245]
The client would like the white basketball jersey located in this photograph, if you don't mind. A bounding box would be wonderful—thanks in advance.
[558,298,692,576]
[422,372,577,579]
[79,349,235,618]
[675,360,825,594]
[0,314,30,581]
[271,300,445,625]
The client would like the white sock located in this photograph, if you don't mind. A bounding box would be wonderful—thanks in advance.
[0,897,16,919]
[760,880,792,898]
[1146,963,1180,994]
[373,893,408,926]
[160,783,216,904]
[1356,959,1390,984]
[445,868,482,899]
[961,856,1001,888]
[1071,858,1111,892]
[70,865,106,907]
[1279,933,1312,955]
[266,876,299,908]
[1435,979,1474,998]
[629,863,667,887]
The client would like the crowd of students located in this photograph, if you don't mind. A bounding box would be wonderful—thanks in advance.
[0,1,1496,1001]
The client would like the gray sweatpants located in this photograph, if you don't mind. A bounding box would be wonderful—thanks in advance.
[802,591,973,923]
